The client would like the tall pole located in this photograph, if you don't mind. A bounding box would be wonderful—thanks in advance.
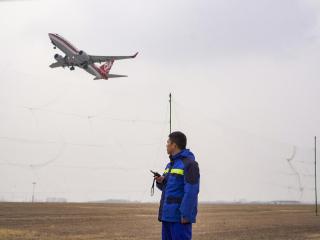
[169,93,172,134]
[32,182,36,203]
[315,136,318,216]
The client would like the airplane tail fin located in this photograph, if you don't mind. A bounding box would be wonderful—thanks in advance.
[94,60,127,80]
[99,60,114,76]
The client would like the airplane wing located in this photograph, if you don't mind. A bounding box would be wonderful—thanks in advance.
[49,62,63,68]
[89,52,138,63]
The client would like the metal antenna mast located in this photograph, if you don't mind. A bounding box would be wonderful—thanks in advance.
[169,93,172,134]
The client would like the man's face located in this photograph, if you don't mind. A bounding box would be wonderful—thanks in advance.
[166,139,176,155]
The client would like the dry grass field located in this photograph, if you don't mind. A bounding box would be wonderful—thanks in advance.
[0,203,319,240]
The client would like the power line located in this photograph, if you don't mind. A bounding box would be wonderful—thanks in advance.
[173,97,313,150]
[285,146,304,199]
[19,106,167,124]
[0,136,104,147]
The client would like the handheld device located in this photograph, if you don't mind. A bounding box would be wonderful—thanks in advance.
[150,170,161,196]
[150,170,161,177]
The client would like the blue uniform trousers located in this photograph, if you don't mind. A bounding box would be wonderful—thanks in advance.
[162,221,192,240]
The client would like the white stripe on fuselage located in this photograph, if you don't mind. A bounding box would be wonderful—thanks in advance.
[50,34,103,79]
[50,35,79,55]
[88,64,103,78]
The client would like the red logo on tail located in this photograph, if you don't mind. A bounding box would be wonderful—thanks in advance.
[99,60,114,76]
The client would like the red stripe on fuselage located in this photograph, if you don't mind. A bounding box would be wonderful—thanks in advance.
[50,34,79,54]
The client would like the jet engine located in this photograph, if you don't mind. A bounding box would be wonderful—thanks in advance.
[78,50,90,68]
[78,50,89,61]
[54,54,66,64]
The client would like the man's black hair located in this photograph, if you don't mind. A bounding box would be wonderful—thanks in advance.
[168,131,187,150]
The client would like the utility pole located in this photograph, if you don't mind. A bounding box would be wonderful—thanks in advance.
[32,182,36,203]
[315,136,318,216]
[169,93,172,134]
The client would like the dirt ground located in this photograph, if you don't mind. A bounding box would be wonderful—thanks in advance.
[0,203,319,240]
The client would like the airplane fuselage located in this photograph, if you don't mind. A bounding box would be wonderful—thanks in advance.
[49,33,107,79]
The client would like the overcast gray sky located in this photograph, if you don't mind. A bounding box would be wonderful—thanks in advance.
[0,0,320,203]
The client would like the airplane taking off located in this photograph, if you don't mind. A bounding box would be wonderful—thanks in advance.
[48,33,138,80]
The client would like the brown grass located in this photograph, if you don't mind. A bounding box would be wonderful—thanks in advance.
[0,203,319,239]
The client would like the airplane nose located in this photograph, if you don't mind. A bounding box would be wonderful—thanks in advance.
[48,33,56,38]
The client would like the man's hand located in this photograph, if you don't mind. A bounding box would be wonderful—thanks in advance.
[181,217,190,224]
[155,176,164,183]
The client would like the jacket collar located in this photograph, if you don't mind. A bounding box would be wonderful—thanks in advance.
[169,148,192,161]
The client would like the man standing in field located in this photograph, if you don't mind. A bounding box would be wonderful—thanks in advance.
[155,131,200,240]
